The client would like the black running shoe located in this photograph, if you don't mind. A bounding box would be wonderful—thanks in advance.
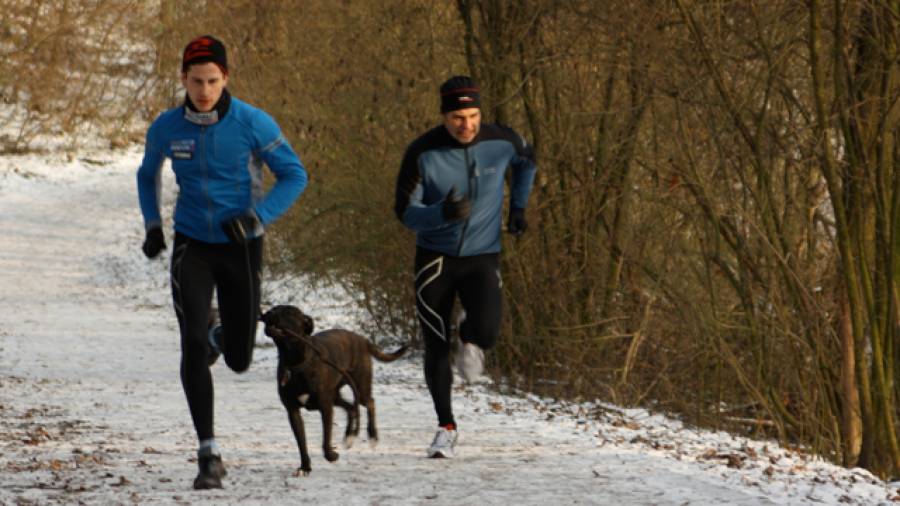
[207,326,224,366]
[193,447,227,490]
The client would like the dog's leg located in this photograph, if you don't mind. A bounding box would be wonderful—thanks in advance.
[335,394,359,448]
[366,398,378,447]
[341,385,361,441]
[286,408,312,476]
[319,399,340,462]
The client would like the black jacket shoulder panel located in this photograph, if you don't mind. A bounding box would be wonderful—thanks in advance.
[395,126,452,221]
[410,125,458,154]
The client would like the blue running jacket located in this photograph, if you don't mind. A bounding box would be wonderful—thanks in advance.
[137,96,307,243]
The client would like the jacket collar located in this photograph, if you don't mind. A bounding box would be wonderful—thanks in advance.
[184,89,231,126]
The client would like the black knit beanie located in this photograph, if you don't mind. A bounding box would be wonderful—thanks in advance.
[182,35,228,73]
[440,76,481,113]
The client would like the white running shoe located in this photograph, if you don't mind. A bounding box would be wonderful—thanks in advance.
[426,427,458,458]
[456,340,485,383]
[451,309,467,337]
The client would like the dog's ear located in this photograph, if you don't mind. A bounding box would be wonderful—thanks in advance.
[302,314,314,336]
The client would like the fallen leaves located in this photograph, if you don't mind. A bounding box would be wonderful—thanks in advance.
[22,426,52,445]
[699,449,746,469]
[111,475,132,487]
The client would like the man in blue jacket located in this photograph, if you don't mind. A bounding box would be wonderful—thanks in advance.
[136,35,307,489]
[394,75,537,459]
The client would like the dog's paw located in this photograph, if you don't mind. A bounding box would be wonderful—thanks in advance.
[293,467,310,477]
[368,437,379,449]
[344,435,356,449]
[324,449,340,462]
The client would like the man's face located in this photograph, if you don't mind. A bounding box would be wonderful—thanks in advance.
[181,62,228,112]
[443,107,481,144]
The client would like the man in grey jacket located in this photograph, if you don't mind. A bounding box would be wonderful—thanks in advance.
[394,75,537,459]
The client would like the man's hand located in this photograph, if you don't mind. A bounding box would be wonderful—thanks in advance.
[222,211,260,245]
[142,227,166,258]
[442,187,471,223]
[507,207,527,235]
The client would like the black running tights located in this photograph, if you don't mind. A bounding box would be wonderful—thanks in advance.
[170,232,262,441]
[414,246,502,427]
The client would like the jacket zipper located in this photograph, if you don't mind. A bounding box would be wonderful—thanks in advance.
[455,145,476,256]
[201,126,215,241]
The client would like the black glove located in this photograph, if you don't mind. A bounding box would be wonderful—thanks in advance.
[507,207,527,235]
[221,211,260,245]
[442,187,471,223]
[142,226,166,258]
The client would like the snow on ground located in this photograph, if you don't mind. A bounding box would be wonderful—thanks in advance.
[0,147,896,505]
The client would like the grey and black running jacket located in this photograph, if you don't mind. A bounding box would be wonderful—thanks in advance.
[394,123,537,257]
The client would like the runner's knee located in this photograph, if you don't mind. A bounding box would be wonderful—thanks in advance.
[221,325,254,372]
[224,354,251,373]
[460,318,500,350]
[181,332,210,366]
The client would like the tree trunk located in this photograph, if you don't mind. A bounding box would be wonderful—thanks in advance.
[840,292,862,466]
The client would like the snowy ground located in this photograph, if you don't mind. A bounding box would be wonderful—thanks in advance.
[0,147,897,505]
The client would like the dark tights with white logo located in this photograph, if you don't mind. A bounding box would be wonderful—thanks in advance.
[414,246,502,428]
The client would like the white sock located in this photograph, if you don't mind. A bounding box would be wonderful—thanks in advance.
[199,438,220,456]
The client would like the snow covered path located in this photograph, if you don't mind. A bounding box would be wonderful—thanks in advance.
[0,148,895,505]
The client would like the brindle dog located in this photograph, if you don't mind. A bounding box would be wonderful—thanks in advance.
[260,305,407,476]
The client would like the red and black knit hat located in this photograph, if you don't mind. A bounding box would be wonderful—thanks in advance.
[182,35,228,73]
[440,75,481,113]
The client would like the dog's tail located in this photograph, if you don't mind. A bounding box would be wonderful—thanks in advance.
[368,342,408,362]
